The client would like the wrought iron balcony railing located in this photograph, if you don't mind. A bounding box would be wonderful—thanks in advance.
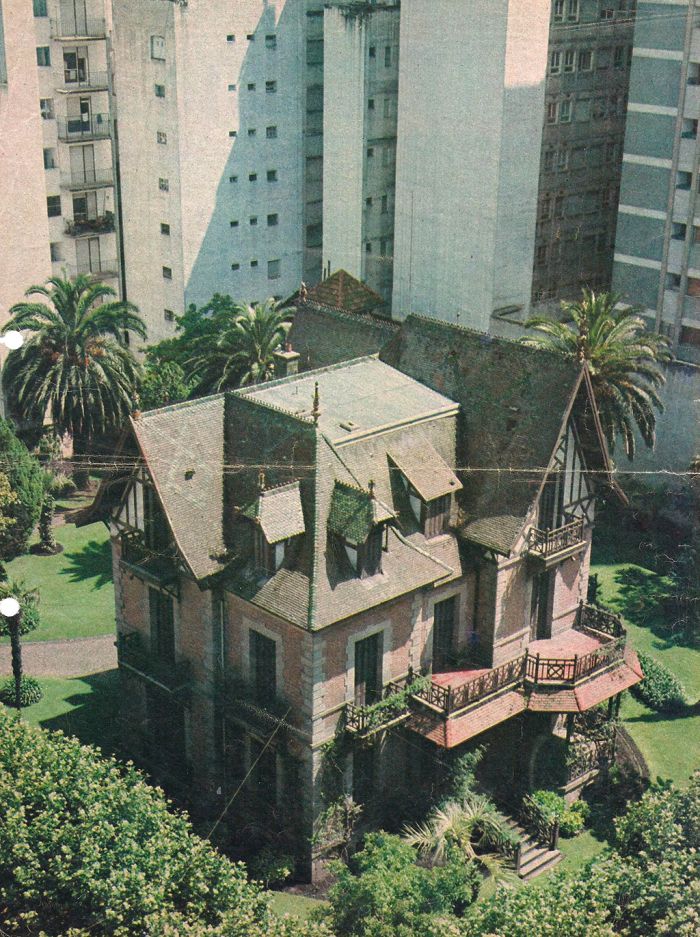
[56,114,110,142]
[344,676,418,738]
[575,601,625,639]
[117,631,192,695]
[64,213,115,237]
[524,636,625,686]
[61,169,114,190]
[60,70,108,92]
[51,17,106,39]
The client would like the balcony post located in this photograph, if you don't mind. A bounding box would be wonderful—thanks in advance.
[572,653,578,681]
[446,685,452,714]
[534,653,540,685]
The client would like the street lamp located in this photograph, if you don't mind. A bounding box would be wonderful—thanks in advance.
[0,596,23,711]
[0,332,23,351]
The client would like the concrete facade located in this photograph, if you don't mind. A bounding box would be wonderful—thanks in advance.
[613,0,700,362]
[112,0,324,345]
[391,0,550,328]
[322,2,399,302]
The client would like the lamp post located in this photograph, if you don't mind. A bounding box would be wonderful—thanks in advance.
[0,596,22,711]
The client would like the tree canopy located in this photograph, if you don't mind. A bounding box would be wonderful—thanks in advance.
[0,418,45,559]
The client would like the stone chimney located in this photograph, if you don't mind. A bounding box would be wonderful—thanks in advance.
[274,344,301,378]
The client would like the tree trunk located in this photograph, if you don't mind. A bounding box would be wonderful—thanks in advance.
[9,613,22,710]
[72,433,91,490]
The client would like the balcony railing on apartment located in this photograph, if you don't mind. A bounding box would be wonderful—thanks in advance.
[64,213,115,237]
[61,169,114,190]
[526,516,585,565]
[59,70,109,92]
[50,17,106,39]
[411,656,526,717]
[117,631,192,696]
[56,114,110,142]
[66,259,119,280]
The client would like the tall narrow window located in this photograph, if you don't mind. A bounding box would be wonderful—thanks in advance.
[354,632,382,706]
[149,587,175,663]
[250,630,276,702]
[433,597,456,672]
[36,46,51,66]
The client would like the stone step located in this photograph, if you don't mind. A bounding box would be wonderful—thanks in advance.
[519,849,563,881]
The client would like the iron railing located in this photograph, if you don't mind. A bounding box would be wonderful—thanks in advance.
[56,114,110,142]
[65,259,119,279]
[65,214,115,237]
[60,69,108,91]
[61,169,114,190]
[117,631,192,695]
[527,516,585,558]
[51,17,106,39]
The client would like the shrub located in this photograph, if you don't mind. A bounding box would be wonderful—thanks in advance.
[248,845,294,889]
[0,709,329,937]
[523,790,589,839]
[631,652,687,713]
[49,471,77,497]
[559,800,590,837]
[34,430,62,462]
[0,418,45,558]
[0,579,40,634]
[0,675,43,707]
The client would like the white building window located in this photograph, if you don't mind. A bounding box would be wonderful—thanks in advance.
[156,131,167,144]
[553,0,564,20]
[36,46,51,66]
[265,34,277,50]
[578,50,593,71]
[162,266,172,279]
[550,51,561,74]
[559,100,572,123]
[564,50,575,72]
[546,102,557,124]
[150,35,165,60]
[567,0,579,21]
[266,125,277,138]
[154,83,166,98]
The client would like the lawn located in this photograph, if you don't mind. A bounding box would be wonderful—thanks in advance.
[269,891,326,921]
[4,521,115,642]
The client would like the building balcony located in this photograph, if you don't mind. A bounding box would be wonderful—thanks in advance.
[215,668,293,735]
[66,259,119,281]
[57,114,110,142]
[64,212,114,237]
[50,17,106,40]
[61,169,113,191]
[119,529,178,590]
[116,631,192,697]
[525,516,586,568]
[344,677,417,740]
[405,604,641,748]
[58,70,109,93]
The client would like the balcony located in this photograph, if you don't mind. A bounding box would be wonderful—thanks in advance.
[117,631,192,696]
[526,516,586,568]
[58,70,109,93]
[61,169,113,191]
[344,676,419,740]
[65,212,114,237]
[66,259,119,281]
[50,17,106,40]
[119,529,178,589]
[216,668,293,736]
[57,114,110,142]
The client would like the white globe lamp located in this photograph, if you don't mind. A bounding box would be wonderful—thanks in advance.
[0,597,21,618]
[2,331,23,350]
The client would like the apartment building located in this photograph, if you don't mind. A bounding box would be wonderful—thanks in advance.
[531,0,635,306]
[613,0,700,362]
[111,0,325,346]
[322,2,400,302]
[29,0,120,296]
[0,0,52,399]
[78,318,641,878]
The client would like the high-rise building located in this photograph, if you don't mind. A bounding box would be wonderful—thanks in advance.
[321,2,400,303]
[112,0,325,346]
[0,0,53,411]
[531,0,635,306]
[613,0,700,361]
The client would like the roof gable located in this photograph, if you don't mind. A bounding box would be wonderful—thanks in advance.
[305,269,386,316]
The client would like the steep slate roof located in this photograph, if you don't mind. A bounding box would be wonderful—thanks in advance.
[388,436,462,501]
[243,482,306,544]
[380,316,586,554]
[327,482,393,544]
[305,269,386,316]
[129,396,227,580]
[286,300,398,371]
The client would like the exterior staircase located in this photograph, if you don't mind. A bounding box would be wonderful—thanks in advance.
[503,815,563,881]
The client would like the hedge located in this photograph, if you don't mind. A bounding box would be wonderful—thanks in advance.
[631,652,687,713]
[0,710,328,937]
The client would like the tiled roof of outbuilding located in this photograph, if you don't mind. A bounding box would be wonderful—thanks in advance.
[305,269,386,316]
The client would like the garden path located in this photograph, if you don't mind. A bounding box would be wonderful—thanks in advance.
[0,634,116,678]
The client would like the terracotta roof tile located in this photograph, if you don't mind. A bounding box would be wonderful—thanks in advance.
[305,269,386,315]
[415,691,527,748]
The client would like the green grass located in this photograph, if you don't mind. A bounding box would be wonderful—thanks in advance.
[269,891,326,921]
[591,560,700,787]
[4,521,115,642]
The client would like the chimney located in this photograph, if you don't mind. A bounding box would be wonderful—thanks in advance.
[274,344,301,378]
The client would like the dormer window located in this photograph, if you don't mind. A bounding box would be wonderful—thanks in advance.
[243,478,306,577]
[328,481,393,579]
[389,441,462,540]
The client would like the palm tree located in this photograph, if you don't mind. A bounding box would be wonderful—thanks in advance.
[403,792,517,886]
[185,298,293,393]
[521,289,672,459]
[2,275,146,488]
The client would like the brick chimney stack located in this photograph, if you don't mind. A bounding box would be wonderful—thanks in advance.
[274,345,301,378]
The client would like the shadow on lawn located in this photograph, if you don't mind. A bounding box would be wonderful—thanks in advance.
[40,669,122,756]
[610,566,688,650]
[59,538,113,590]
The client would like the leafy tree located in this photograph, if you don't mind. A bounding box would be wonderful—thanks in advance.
[0,708,329,937]
[145,294,240,373]
[0,418,45,558]
[1,275,146,488]
[140,359,193,410]
[322,832,480,937]
[521,289,672,459]
[185,298,294,393]
[38,492,58,554]
[0,579,40,710]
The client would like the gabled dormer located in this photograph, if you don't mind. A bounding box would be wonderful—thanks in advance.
[328,481,394,577]
[388,439,462,539]
[243,476,306,576]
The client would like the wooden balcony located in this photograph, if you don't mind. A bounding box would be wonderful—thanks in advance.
[411,658,525,717]
[344,676,416,740]
[119,530,178,593]
[117,631,192,697]
[526,516,586,568]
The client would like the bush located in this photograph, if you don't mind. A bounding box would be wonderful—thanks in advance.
[523,790,589,839]
[631,652,687,713]
[34,430,62,463]
[0,709,329,937]
[559,800,590,837]
[248,845,294,889]
[0,418,45,558]
[0,579,40,634]
[49,471,77,497]
[0,675,43,707]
